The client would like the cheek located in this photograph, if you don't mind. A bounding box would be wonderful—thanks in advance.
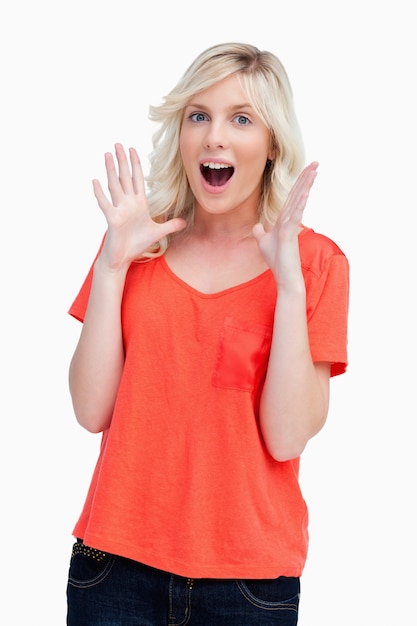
[179,134,200,188]
[240,133,270,165]
[179,133,195,173]
[244,147,270,180]
[179,124,197,153]
[179,137,189,173]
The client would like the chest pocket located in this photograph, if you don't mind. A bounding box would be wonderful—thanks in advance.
[212,316,272,392]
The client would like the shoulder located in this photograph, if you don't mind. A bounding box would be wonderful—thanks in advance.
[298,226,348,279]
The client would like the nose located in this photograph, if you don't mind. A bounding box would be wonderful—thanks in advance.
[204,120,226,149]
[205,139,224,149]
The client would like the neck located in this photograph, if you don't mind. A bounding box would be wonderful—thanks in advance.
[193,213,258,243]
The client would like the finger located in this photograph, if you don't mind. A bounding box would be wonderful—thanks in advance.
[158,217,187,239]
[290,163,318,203]
[282,185,313,225]
[92,178,113,216]
[114,143,134,194]
[129,148,146,197]
[104,151,124,206]
[281,163,318,222]
[252,222,266,242]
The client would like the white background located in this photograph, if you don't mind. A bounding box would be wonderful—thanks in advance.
[1,1,416,624]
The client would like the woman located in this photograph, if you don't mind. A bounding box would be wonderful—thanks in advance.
[66,42,349,625]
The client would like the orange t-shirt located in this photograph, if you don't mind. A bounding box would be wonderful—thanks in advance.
[69,227,349,579]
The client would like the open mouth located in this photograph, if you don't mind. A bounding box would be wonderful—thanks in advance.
[200,162,234,187]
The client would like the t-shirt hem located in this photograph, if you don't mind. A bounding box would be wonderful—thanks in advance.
[74,531,305,579]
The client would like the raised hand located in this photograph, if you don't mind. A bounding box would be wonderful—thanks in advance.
[93,143,186,270]
[252,161,318,287]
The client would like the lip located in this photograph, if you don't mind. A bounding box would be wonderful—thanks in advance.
[198,158,234,168]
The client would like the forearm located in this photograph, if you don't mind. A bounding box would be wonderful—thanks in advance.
[69,257,128,433]
[259,283,329,462]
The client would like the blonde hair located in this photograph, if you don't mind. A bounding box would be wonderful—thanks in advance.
[145,42,305,257]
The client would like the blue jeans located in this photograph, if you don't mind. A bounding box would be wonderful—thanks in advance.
[66,541,300,625]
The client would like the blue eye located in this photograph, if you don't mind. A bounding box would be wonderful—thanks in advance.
[235,115,250,125]
[190,112,207,122]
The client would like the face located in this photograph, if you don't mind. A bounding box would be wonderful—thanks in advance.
[179,74,274,220]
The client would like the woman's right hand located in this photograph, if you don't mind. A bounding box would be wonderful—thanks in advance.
[93,143,186,271]
[70,144,186,432]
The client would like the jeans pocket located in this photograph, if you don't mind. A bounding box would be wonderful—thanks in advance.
[236,577,300,610]
[67,540,116,588]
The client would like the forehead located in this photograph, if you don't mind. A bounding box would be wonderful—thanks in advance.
[187,74,252,109]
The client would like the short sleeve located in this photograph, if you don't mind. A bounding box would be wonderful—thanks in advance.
[68,234,106,322]
[305,253,350,377]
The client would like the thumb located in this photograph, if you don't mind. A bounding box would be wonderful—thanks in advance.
[161,217,187,237]
[252,222,265,242]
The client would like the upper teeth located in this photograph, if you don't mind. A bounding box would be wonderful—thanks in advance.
[202,162,231,169]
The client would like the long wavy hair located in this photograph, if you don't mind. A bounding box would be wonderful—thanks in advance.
[145,42,305,257]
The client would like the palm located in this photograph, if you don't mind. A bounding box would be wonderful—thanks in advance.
[253,162,318,282]
[93,144,186,268]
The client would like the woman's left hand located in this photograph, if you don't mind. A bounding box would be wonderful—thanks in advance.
[252,161,318,288]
